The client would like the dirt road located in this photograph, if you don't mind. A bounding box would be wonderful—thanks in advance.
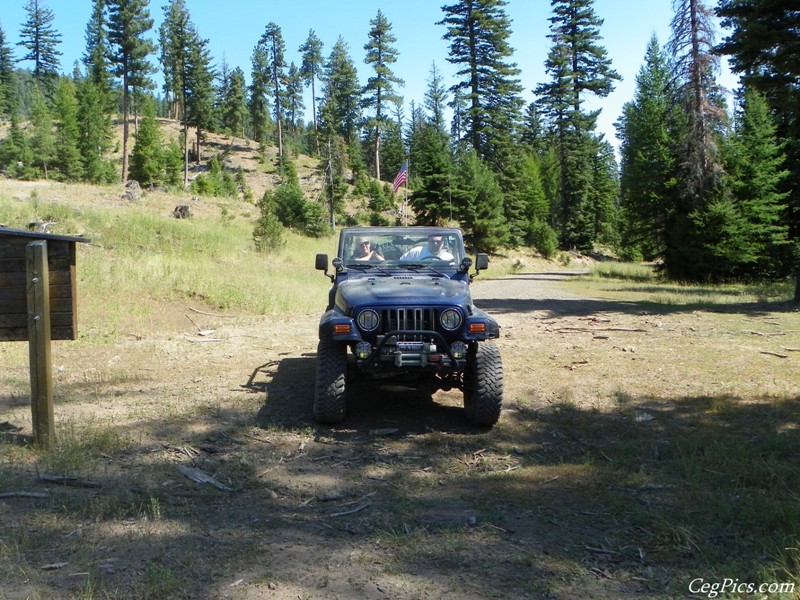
[4,269,797,599]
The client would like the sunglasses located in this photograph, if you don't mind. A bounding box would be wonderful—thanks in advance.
[360,241,370,246]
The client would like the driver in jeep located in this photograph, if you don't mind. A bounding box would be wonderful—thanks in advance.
[400,234,454,261]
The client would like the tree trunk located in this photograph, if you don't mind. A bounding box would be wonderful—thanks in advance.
[121,74,130,183]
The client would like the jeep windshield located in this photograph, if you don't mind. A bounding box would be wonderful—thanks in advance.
[339,227,465,271]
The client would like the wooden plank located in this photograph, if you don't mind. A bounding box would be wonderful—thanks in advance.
[27,241,55,448]
[0,326,75,342]
[0,312,77,328]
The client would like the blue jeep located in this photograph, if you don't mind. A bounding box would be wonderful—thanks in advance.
[314,226,503,426]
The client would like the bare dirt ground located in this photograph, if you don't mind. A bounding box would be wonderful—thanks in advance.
[0,270,608,599]
[4,266,798,599]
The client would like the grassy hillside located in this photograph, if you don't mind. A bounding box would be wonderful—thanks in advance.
[0,179,335,340]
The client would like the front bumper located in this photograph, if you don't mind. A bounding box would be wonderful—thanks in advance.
[356,330,468,372]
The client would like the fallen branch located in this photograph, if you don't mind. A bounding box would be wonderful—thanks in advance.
[760,350,789,359]
[189,307,235,318]
[330,501,370,517]
[38,475,101,488]
[0,491,49,499]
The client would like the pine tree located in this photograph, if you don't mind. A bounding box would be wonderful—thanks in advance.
[17,0,63,92]
[424,62,448,133]
[319,37,361,146]
[76,76,115,183]
[725,87,789,276]
[284,63,305,136]
[219,65,247,140]
[249,40,271,146]
[363,10,404,181]
[409,121,455,226]
[0,24,18,116]
[82,0,112,99]
[107,0,156,183]
[616,36,676,260]
[128,97,163,186]
[53,77,83,181]
[299,30,324,154]
[159,0,190,121]
[258,23,287,161]
[665,0,729,279]
[536,0,620,251]
[185,31,215,165]
[28,85,55,179]
[716,0,800,298]
[451,151,510,251]
[439,0,523,167]
[0,113,31,177]
[668,0,726,201]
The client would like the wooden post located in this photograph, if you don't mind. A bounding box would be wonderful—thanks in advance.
[26,240,55,448]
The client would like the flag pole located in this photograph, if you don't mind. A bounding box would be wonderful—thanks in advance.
[403,159,409,225]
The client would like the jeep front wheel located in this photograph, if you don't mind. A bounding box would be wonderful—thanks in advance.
[463,342,503,426]
[313,338,348,423]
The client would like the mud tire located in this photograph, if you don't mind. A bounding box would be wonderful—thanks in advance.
[463,342,503,426]
[313,338,347,423]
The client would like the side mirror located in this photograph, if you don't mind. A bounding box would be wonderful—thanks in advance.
[475,253,489,272]
[316,253,335,283]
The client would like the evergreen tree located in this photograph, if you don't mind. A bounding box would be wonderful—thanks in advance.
[536,0,620,251]
[319,37,361,145]
[451,151,510,251]
[616,36,676,260]
[439,0,523,168]
[665,0,728,279]
[0,113,31,177]
[284,62,305,136]
[28,85,55,179]
[258,23,287,161]
[53,77,83,181]
[363,10,404,180]
[409,120,455,226]
[17,0,63,91]
[299,30,324,154]
[249,39,271,146]
[668,0,726,200]
[107,0,156,183]
[128,96,163,186]
[185,31,216,165]
[424,62,449,133]
[76,76,115,183]
[724,87,789,276]
[82,0,112,99]
[716,0,800,298]
[159,0,190,121]
[219,65,247,140]
[0,24,17,116]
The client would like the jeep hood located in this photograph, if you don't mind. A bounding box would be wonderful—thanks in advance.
[336,276,472,313]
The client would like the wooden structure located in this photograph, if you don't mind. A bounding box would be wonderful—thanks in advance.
[0,228,90,446]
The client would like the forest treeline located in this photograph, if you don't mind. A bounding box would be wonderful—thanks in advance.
[0,0,798,298]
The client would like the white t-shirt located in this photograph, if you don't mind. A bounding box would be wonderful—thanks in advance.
[400,244,454,261]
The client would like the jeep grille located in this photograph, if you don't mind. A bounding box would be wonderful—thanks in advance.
[382,308,437,340]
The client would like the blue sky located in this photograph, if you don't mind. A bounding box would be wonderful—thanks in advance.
[1,0,737,150]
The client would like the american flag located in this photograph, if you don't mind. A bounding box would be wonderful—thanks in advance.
[392,161,408,192]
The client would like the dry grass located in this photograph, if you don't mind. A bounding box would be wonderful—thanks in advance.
[2,177,800,599]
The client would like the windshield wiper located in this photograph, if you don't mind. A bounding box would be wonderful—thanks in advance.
[346,263,376,270]
[399,263,449,277]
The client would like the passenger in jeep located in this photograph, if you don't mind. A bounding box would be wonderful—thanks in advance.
[400,234,454,261]
[352,236,385,261]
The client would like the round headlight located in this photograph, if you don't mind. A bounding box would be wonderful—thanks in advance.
[440,308,463,331]
[357,309,380,331]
